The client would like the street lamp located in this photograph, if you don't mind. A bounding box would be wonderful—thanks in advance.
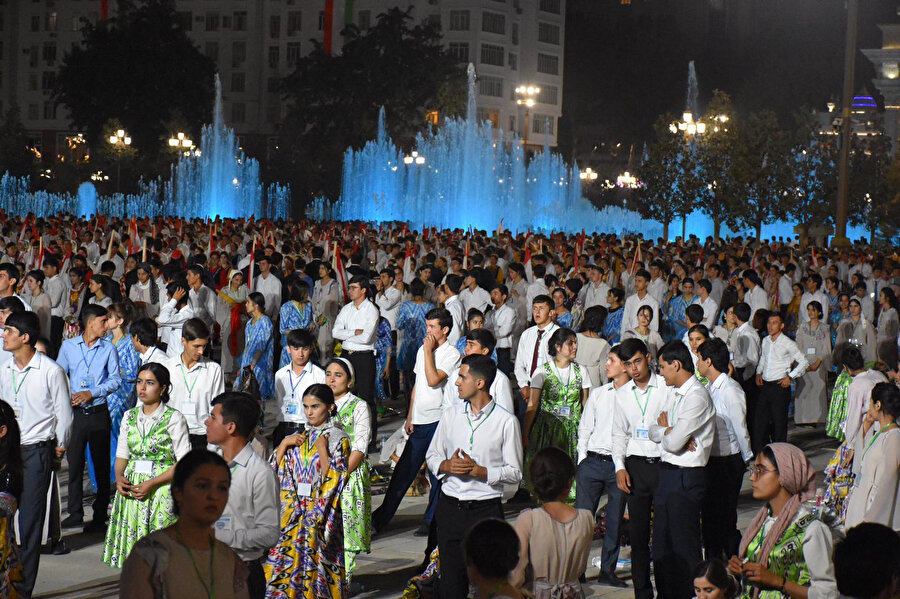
[579,167,599,182]
[516,85,541,147]
[616,171,641,188]
[108,129,131,193]
[168,131,196,157]
[403,150,426,166]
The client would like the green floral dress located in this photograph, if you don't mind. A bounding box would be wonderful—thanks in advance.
[334,394,371,578]
[103,405,186,568]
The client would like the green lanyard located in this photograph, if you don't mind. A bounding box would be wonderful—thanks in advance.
[632,387,652,423]
[137,408,165,452]
[175,527,215,599]
[864,422,897,458]
[11,368,30,402]
[180,364,201,398]
[465,402,497,449]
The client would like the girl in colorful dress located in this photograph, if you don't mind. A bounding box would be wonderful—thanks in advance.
[552,287,573,329]
[602,288,625,344]
[217,269,249,381]
[265,383,350,599]
[107,302,142,478]
[325,358,372,583]
[240,292,275,401]
[103,362,191,568]
[0,401,23,597]
[397,279,434,402]
[374,316,393,405]
[279,280,313,369]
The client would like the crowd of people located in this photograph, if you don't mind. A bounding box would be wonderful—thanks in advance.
[0,213,897,599]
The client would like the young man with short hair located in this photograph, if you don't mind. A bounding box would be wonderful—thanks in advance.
[621,269,660,337]
[42,256,66,357]
[206,391,280,599]
[443,328,514,414]
[129,317,166,366]
[488,284,516,376]
[186,264,216,331]
[695,279,718,329]
[459,270,491,314]
[442,273,466,346]
[0,263,32,311]
[254,254,282,322]
[513,295,559,407]
[754,312,808,447]
[272,328,326,448]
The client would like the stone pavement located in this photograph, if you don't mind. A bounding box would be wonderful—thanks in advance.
[33,420,839,599]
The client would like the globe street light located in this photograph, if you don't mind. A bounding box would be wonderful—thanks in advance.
[108,129,132,193]
[168,131,196,157]
[403,150,426,166]
[516,85,541,147]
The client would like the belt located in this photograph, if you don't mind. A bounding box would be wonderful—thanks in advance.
[76,403,107,415]
[344,349,374,355]
[441,492,502,510]
[626,455,661,464]
[587,451,613,462]
[22,439,54,449]
[660,462,704,470]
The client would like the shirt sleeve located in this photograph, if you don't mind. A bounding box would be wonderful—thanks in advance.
[437,346,462,377]
[577,391,598,463]
[169,410,192,460]
[93,346,122,399]
[788,340,809,379]
[222,465,281,555]
[514,333,531,388]
[612,392,630,471]
[50,364,73,448]
[724,386,753,461]
[756,338,768,375]
[116,414,132,460]
[650,391,712,453]
[331,306,352,341]
[493,375,515,415]
[863,433,900,526]
[425,417,449,479]
[802,520,838,599]
[484,416,523,487]
[349,401,372,454]
[530,369,546,389]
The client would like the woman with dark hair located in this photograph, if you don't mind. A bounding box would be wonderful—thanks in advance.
[565,278,585,331]
[576,306,609,390]
[106,302,141,476]
[728,443,837,598]
[464,519,523,599]
[876,287,900,365]
[663,273,682,341]
[623,305,665,362]
[833,298,876,364]
[312,263,342,358]
[217,269,249,380]
[828,292,851,349]
[524,328,591,500]
[602,288,625,344]
[784,283,803,336]
[103,362,190,568]
[279,280,313,369]
[25,270,51,340]
[129,263,161,319]
[692,560,738,599]
[239,291,275,401]
[0,400,23,597]
[396,278,435,402]
[510,446,593,598]
[265,383,351,598]
[795,300,832,426]
[551,287,572,329]
[844,382,900,530]
[119,449,248,598]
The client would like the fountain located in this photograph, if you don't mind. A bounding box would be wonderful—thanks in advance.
[686,61,699,117]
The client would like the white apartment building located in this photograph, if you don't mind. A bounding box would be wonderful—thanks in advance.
[0,0,564,160]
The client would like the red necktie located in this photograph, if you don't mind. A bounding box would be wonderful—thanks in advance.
[530,329,545,376]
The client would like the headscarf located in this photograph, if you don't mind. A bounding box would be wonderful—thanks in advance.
[136,263,159,305]
[739,442,816,569]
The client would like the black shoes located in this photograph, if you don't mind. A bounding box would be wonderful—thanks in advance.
[41,540,70,555]
[83,519,107,534]
[413,523,430,537]
[60,515,83,528]
[597,571,628,588]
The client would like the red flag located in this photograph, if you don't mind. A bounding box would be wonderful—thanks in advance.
[524,244,531,265]
[811,247,818,268]
[332,242,349,302]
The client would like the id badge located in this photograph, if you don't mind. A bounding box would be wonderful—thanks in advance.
[81,376,94,390]
[554,405,572,418]
[284,402,298,416]
[634,427,650,440]
[296,482,313,497]
[807,347,816,355]
[214,517,233,532]
[729,352,734,361]
[133,460,153,475]
[12,406,20,419]
[180,403,197,416]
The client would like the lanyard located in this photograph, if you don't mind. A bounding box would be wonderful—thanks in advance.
[864,423,897,458]
[465,402,496,448]
[175,527,215,599]
[180,363,201,397]
[137,408,164,451]
[11,368,30,401]
[146,347,157,363]
[288,368,308,399]
[552,361,572,387]
[632,387,652,422]
[79,342,99,371]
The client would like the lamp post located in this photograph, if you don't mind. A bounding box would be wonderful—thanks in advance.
[515,85,540,147]
[108,129,131,192]
[168,131,196,157]
[403,150,426,166]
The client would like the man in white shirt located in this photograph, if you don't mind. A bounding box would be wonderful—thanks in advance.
[755,312,808,449]
[729,302,760,450]
[799,274,829,325]
[206,392,280,599]
[488,284,516,376]
[0,263,33,312]
[129,318,167,366]
[42,256,67,357]
[706,263,726,306]
[581,264,611,309]
[158,283,195,359]
[372,307,461,533]
[621,269,660,337]
[254,255,282,322]
[853,282,875,323]
[695,279,718,329]
[376,268,403,397]
[742,269,768,321]
[696,338,752,561]
[459,271,491,314]
[426,354,522,599]
[525,263,549,309]
[651,340,716,599]
[507,263,529,329]
[441,274,466,347]
[647,261,667,307]
[187,264,217,331]
[1,312,72,597]
[166,318,225,449]
[443,329,514,414]
[271,329,326,447]
[514,295,559,408]
[777,266,794,317]
[576,346,630,588]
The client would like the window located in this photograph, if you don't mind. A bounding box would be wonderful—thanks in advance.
[232,41,246,67]
[509,115,516,132]
[177,11,192,31]
[318,11,325,31]
[267,77,281,93]
[508,52,517,71]
[538,85,558,105]
[206,12,219,32]
[480,43,505,67]
[231,72,245,93]
[266,103,280,124]
[287,42,302,66]
[268,46,280,68]
[222,15,232,29]
[287,11,301,35]
[538,22,560,45]
[205,42,219,62]
[448,42,469,63]
[28,104,38,121]
[539,0,561,14]
[512,22,519,45]
[29,46,38,68]
[270,15,281,38]
[537,53,559,75]
[478,75,504,98]
[532,114,555,135]
[28,73,38,91]
[43,101,56,120]
[45,11,57,32]
[476,108,499,128]
[42,42,56,65]
[233,11,247,32]
[358,10,370,30]
[231,103,246,124]
[482,12,505,35]
[449,10,469,31]
[31,15,40,32]
[41,71,55,90]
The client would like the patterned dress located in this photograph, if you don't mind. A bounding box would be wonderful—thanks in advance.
[374,318,393,402]
[109,335,140,478]
[242,315,275,400]
[279,301,313,369]
[102,405,187,568]
[264,423,350,599]
[396,301,434,372]
[334,395,372,578]
[603,308,624,344]
[0,471,23,597]
[556,310,573,329]
[668,295,690,341]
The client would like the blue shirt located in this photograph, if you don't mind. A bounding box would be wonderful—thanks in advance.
[57,335,121,407]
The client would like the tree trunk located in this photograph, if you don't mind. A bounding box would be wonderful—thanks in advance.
[663,220,670,241]
[682,216,687,240]
[713,214,721,242]
[755,221,762,243]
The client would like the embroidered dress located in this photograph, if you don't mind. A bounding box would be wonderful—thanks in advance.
[264,424,350,599]
[0,471,23,597]
[794,322,831,425]
[334,396,372,578]
[556,311,573,329]
[103,405,185,568]
[603,308,623,344]
[668,295,690,341]
[109,335,140,478]
[525,362,584,501]
[396,301,434,372]
[241,315,275,400]
[279,301,313,368]
[374,318,393,402]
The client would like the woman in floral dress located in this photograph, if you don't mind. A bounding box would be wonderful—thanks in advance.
[107,302,141,479]
[240,292,275,401]
[396,279,434,400]
[279,280,313,369]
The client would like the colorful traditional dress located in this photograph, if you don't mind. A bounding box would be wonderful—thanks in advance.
[829,309,850,351]
[279,301,313,369]
[334,394,372,578]
[241,315,275,400]
[556,310,573,329]
[396,301,434,372]
[103,404,190,568]
[603,308,623,344]
[109,335,140,479]
[374,318,393,402]
[217,282,249,379]
[264,422,350,599]
[0,469,23,597]
[668,295,690,341]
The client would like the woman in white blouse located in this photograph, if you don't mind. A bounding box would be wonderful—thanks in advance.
[128,263,161,319]
[312,264,341,357]
[875,288,900,366]
[25,269,52,340]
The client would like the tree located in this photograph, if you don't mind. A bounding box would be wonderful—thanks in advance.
[849,125,897,244]
[695,90,740,241]
[0,106,36,180]
[54,0,214,181]
[636,114,695,240]
[783,111,837,246]
[275,8,466,205]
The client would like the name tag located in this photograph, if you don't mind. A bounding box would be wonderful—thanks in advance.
[214,517,233,532]
[553,405,572,418]
[133,460,153,475]
[80,377,94,390]
[729,352,734,361]
[180,403,197,416]
[634,427,650,440]
[807,347,816,355]
[283,401,299,416]
[12,407,20,419]
[295,482,313,497]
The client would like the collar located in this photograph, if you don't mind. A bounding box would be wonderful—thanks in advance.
[630,372,658,392]
[445,295,458,304]
[79,335,106,349]
[334,391,356,409]
[179,358,208,373]
[7,350,41,373]
[230,442,254,468]
[675,375,696,396]
[708,372,726,390]
[140,347,160,361]
[463,399,495,419]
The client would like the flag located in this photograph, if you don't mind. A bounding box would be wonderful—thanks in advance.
[497,218,504,238]
[248,236,257,292]
[208,222,216,256]
[333,241,349,302]
[630,242,642,274]
[463,240,470,270]
[811,246,818,268]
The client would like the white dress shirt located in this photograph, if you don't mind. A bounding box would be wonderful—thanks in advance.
[335,392,372,453]
[254,273,283,321]
[707,373,752,460]
[214,442,280,562]
[189,284,217,328]
[647,277,667,307]
[426,400,523,501]
[45,273,67,318]
[376,286,403,331]
[525,281,549,310]
[578,382,619,463]
[745,285,768,319]
[583,281,611,309]
[443,367,515,414]
[157,300,196,359]
[139,346,167,366]
[731,322,761,381]
[459,285,492,314]
[115,402,191,460]
[620,292,660,337]
[166,356,225,435]
[489,302,516,349]
[513,322,559,388]
[273,361,326,424]
[710,278,726,305]
[777,275,793,306]
[757,333,809,382]
[696,295,718,329]
[332,299,380,351]
[649,376,716,468]
[444,294,466,346]
[411,341,462,425]
[1,351,72,447]
[612,373,671,471]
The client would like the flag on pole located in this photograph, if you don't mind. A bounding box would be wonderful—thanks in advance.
[463,240,470,270]
[333,241,349,302]
[248,235,257,292]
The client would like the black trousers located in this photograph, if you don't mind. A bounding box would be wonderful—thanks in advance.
[50,315,64,359]
[702,453,746,561]
[245,559,266,599]
[624,456,660,599]
[653,464,706,599]
[755,381,791,449]
[346,350,377,438]
[66,408,110,522]
[436,493,503,599]
[19,442,53,597]
[496,347,512,377]
[738,375,760,455]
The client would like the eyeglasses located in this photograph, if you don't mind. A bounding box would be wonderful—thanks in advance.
[748,465,776,477]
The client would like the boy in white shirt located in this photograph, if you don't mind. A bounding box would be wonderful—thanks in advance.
[272,328,326,447]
